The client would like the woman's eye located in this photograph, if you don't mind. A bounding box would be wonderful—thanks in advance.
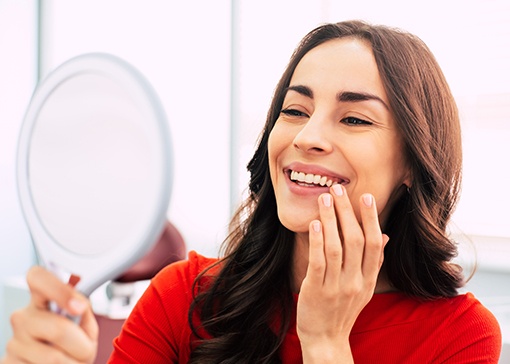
[341,116,372,126]
[281,108,307,117]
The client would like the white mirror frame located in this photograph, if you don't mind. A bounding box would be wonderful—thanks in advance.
[17,53,172,296]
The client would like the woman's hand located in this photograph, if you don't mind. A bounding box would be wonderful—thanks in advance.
[297,184,389,363]
[2,266,98,364]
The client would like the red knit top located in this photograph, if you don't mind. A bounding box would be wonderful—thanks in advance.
[109,251,502,363]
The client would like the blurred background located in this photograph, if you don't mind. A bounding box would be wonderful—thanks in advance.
[1,0,509,360]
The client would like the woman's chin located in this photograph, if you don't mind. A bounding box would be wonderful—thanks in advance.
[277,212,317,234]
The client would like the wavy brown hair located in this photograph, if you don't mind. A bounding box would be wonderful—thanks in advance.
[188,20,463,363]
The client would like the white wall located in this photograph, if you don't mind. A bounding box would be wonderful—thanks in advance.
[0,1,38,348]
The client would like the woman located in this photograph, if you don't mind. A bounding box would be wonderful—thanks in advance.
[3,20,502,363]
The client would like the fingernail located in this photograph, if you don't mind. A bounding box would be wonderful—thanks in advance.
[68,298,87,314]
[312,221,321,232]
[332,184,343,196]
[322,194,332,207]
[362,194,373,207]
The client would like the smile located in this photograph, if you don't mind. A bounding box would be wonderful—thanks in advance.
[289,170,346,188]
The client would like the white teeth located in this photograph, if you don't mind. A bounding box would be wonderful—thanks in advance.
[290,170,338,187]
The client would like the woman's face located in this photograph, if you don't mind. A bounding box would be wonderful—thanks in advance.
[268,37,410,235]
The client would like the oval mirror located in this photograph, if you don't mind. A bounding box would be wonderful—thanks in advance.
[17,53,172,297]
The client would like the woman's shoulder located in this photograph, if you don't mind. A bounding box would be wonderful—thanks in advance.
[352,292,502,362]
[155,250,219,277]
[359,291,500,329]
[445,292,498,319]
[439,292,502,337]
[414,292,501,331]
[434,293,502,360]
[110,251,220,362]
[151,250,220,292]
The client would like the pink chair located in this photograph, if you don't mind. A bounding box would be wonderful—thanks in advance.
[93,221,186,363]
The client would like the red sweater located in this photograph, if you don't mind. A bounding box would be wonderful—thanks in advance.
[109,251,502,363]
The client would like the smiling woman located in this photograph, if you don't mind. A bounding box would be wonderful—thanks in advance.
[3,20,502,364]
[187,20,500,363]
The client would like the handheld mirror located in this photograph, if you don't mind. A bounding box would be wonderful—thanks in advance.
[17,53,172,298]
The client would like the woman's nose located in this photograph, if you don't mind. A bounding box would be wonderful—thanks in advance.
[292,114,333,154]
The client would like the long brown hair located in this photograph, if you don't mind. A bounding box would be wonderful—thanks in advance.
[189,20,463,363]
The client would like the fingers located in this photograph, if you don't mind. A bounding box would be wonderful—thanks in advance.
[6,328,84,364]
[318,186,386,284]
[27,266,88,316]
[80,299,99,343]
[381,234,390,266]
[317,194,343,286]
[330,185,364,274]
[358,194,385,279]
[5,266,99,363]
[15,308,96,360]
[306,220,326,286]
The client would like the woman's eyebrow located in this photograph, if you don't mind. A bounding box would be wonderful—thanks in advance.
[337,91,389,110]
[284,85,313,98]
[284,85,389,111]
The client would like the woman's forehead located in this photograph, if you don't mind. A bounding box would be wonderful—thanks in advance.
[289,38,390,107]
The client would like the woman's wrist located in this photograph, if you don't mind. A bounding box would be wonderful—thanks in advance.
[301,338,354,364]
